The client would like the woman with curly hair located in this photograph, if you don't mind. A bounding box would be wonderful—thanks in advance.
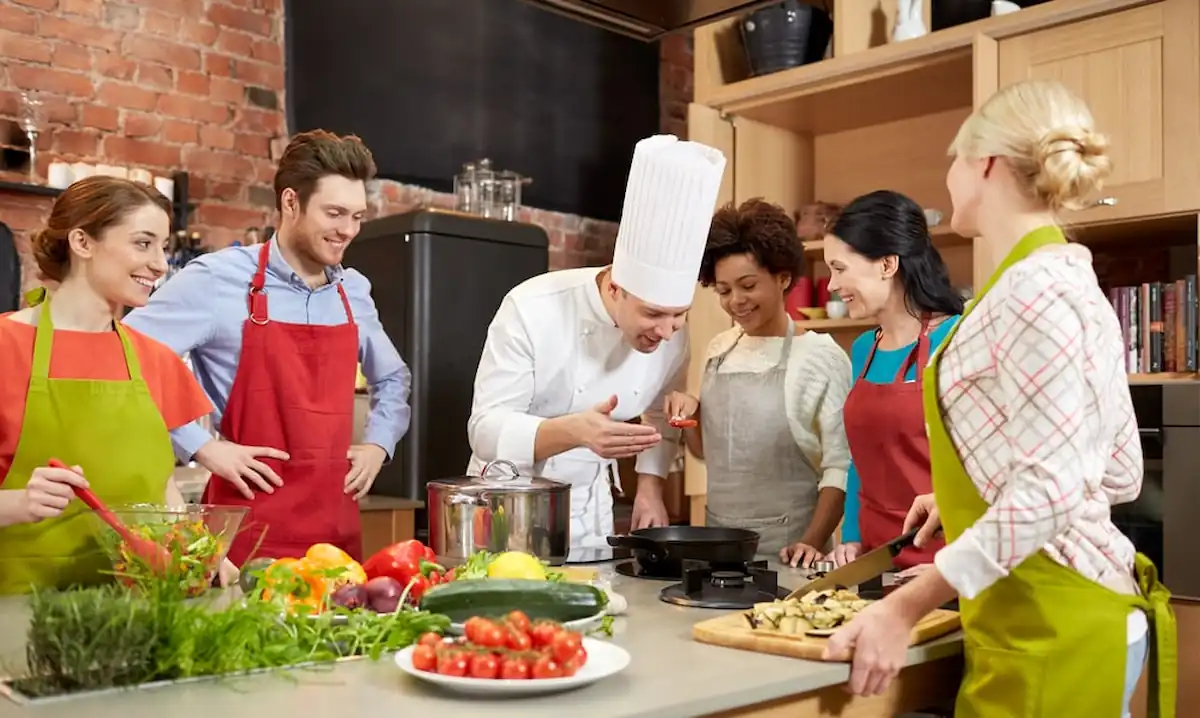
[663,198,852,564]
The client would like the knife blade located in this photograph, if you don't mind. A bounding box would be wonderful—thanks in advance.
[784,527,920,600]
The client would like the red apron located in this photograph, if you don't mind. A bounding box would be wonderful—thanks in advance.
[842,317,943,570]
[202,240,363,565]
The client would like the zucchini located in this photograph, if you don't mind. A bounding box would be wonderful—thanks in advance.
[419,579,607,623]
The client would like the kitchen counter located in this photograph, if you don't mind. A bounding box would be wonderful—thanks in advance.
[0,561,963,718]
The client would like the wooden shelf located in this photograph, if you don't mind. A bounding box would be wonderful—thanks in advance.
[803,224,971,254]
[795,317,875,331]
[1128,373,1199,385]
[699,0,1155,135]
[0,180,63,197]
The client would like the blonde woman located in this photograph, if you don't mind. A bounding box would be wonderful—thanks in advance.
[824,80,1176,717]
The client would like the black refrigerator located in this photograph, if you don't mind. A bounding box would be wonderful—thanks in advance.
[345,209,549,539]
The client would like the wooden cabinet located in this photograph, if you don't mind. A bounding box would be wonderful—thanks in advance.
[997,1,1200,224]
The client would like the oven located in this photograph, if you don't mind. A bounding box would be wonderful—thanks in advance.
[1123,383,1200,600]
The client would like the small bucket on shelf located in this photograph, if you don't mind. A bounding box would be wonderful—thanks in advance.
[740,1,832,78]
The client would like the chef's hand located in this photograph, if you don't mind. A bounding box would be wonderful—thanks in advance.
[345,444,387,499]
[902,493,941,548]
[18,464,89,523]
[193,440,289,500]
[631,494,670,529]
[574,395,661,459]
[827,541,861,567]
[663,391,699,424]
[895,563,935,582]
[823,596,916,696]
[217,558,240,588]
[780,541,822,568]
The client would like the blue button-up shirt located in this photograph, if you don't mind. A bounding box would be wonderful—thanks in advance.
[123,241,411,462]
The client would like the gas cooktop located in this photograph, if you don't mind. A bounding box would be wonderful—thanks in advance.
[657,559,791,610]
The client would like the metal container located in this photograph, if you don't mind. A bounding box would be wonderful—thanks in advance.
[426,459,571,567]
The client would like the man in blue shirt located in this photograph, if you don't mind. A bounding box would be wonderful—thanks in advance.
[124,130,411,563]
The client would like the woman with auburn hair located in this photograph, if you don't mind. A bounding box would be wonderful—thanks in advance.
[663,198,851,563]
[0,176,227,594]
[825,80,1176,717]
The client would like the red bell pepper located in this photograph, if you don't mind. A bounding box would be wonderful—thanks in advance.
[362,540,443,601]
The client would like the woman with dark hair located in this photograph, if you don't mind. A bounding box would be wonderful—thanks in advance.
[664,198,851,564]
[824,189,964,573]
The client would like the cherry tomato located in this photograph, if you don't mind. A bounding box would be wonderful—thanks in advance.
[505,628,532,652]
[411,644,437,672]
[531,654,563,679]
[530,621,561,649]
[477,623,507,649]
[500,657,531,680]
[468,652,501,679]
[463,617,486,644]
[561,644,588,676]
[417,632,442,649]
[669,418,698,429]
[437,650,470,677]
[550,631,583,663]
[505,610,531,634]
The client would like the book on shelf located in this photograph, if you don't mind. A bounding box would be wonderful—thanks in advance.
[1108,276,1198,375]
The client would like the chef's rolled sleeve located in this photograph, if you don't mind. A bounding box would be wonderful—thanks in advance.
[170,423,214,462]
[468,297,545,467]
[635,342,688,479]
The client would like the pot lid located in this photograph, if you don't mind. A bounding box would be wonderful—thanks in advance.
[428,459,570,492]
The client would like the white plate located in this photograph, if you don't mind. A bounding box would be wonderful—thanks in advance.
[394,637,630,697]
[445,610,607,636]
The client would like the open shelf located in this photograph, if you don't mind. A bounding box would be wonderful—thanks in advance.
[803,223,971,255]
[795,317,875,331]
[1129,373,1200,385]
[0,179,63,197]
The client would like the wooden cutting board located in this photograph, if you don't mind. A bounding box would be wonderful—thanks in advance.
[693,608,962,662]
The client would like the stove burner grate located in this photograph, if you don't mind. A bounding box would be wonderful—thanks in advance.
[658,559,792,609]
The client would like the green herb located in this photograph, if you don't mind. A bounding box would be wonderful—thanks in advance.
[455,550,565,582]
[10,576,450,698]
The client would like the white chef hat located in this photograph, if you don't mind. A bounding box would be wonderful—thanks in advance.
[611,134,727,308]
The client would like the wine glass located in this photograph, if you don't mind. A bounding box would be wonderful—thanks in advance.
[18,91,46,179]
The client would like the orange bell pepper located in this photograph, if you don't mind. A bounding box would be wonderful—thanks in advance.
[262,557,327,613]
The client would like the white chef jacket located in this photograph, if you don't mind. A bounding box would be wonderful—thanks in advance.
[467,267,688,562]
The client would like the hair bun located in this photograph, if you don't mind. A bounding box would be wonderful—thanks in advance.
[1032,127,1112,212]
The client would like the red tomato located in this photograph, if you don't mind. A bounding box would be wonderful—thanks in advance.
[550,631,583,663]
[499,657,531,680]
[505,628,532,652]
[530,621,561,649]
[463,617,486,644]
[476,623,507,649]
[411,644,437,672]
[505,610,531,634]
[468,652,501,679]
[531,654,563,679]
[417,632,443,649]
[561,645,588,676]
[437,650,470,677]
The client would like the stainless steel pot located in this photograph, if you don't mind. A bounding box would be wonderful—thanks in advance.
[426,459,571,567]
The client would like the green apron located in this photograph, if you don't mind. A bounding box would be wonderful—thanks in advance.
[0,291,175,594]
[922,226,1177,717]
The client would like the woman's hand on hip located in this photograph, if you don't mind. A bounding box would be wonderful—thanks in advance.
[663,391,699,424]
[827,541,861,567]
[781,541,822,568]
[17,464,89,523]
[823,595,917,696]
[902,494,941,548]
[193,439,289,500]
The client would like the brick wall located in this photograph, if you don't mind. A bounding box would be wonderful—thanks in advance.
[0,1,696,294]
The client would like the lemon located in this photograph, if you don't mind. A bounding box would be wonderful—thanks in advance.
[486,551,547,580]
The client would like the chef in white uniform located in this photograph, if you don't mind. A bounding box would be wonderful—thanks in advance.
[466,134,727,562]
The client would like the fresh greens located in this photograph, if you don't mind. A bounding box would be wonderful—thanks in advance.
[10,570,450,698]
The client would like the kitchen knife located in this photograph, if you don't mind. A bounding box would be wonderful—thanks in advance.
[784,527,920,600]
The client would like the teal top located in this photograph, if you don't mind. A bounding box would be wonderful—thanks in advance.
[841,316,960,543]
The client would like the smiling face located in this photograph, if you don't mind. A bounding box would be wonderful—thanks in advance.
[281,174,368,268]
[69,202,171,308]
[608,283,689,353]
[711,252,790,334]
[822,233,900,320]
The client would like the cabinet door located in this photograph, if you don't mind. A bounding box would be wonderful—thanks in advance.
[998,0,1200,223]
[683,104,735,521]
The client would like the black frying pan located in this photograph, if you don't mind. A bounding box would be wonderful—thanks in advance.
[607,526,759,570]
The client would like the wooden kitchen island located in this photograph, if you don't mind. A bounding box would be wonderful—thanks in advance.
[0,561,962,718]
